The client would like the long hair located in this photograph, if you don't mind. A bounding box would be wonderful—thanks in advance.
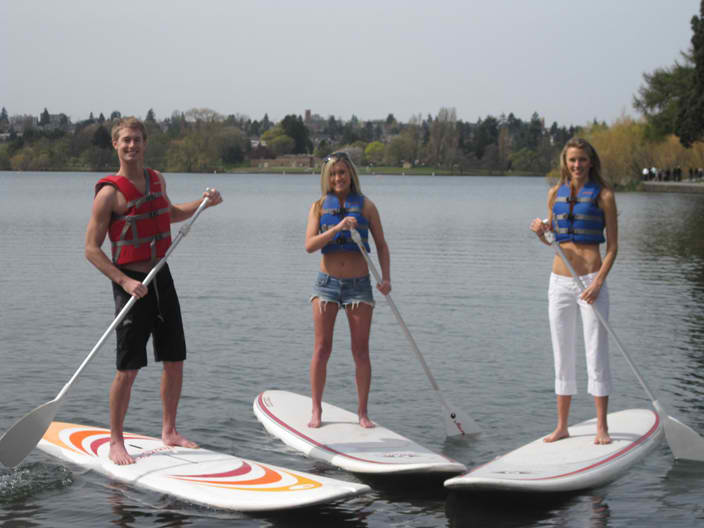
[558,137,609,188]
[319,151,362,197]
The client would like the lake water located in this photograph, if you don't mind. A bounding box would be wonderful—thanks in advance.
[0,171,702,527]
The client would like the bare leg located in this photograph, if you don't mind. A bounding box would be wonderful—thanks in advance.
[346,303,374,428]
[594,395,611,444]
[109,369,139,465]
[309,299,338,428]
[544,394,571,442]
[161,361,197,448]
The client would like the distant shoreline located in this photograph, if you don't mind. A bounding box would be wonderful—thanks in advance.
[641,181,704,193]
[1,167,544,177]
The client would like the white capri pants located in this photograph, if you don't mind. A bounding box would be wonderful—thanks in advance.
[548,272,611,397]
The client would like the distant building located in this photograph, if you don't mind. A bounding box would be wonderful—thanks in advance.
[250,154,314,168]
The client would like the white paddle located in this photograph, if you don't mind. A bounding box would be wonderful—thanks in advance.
[350,229,481,436]
[0,194,213,469]
[542,224,704,461]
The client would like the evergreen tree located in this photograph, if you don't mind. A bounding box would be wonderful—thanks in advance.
[40,108,50,126]
[676,0,704,147]
[93,125,112,149]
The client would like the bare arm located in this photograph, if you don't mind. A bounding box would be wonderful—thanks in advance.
[530,186,558,245]
[364,198,391,294]
[582,188,618,300]
[84,186,146,297]
[304,200,358,253]
[157,172,222,223]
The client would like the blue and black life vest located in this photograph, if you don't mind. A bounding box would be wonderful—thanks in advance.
[552,182,605,244]
[319,193,370,254]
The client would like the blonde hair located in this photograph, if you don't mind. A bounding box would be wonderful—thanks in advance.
[558,137,609,188]
[111,117,147,143]
[318,151,362,197]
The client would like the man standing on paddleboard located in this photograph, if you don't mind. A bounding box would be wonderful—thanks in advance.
[85,117,222,465]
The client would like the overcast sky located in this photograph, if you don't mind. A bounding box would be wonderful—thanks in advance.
[1,1,699,128]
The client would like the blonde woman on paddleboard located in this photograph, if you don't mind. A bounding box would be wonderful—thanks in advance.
[530,138,618,445]
[305,151,391,429]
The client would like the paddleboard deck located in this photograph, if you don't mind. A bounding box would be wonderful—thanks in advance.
[37,422,370,511]
[444,408,663,493]
[253,390,466,475]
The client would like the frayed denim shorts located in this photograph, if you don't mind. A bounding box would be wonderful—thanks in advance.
[309,272,375,309]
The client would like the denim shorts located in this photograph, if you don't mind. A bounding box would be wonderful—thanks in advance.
[309,272,375,309]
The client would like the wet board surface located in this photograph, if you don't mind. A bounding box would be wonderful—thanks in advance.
[37,421,370,511]
[253,390,466,475]
[444,408,663,493]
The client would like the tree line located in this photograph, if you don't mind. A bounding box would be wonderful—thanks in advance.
[0,105,580,175]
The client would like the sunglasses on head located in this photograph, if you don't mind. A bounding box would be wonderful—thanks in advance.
[323,151,350,164]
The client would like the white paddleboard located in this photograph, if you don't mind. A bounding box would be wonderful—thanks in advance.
[444,408,663,493]
[37,421,370,512]
[253,390,466,475]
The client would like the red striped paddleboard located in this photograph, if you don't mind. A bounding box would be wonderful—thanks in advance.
[444,408,663,492]
[37,421,370,511]
[253,390,466,476]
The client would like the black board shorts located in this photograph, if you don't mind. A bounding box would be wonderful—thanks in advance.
[112,263,187,370]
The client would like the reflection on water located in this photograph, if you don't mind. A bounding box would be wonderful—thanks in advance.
[446,491,612,528]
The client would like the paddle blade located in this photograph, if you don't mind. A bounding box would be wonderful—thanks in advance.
[0,399,60,468]
[663,415,704,462]
[442,405,481,437]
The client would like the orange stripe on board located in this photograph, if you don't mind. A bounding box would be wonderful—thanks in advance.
[170,465,323,491]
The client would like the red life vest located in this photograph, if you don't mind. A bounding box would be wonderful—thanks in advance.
[95,169,172,266]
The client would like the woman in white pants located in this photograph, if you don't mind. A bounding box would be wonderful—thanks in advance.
[530,138,618,445]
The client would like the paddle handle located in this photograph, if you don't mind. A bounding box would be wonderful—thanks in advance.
[57,195,211,400]
[542,225,657,403]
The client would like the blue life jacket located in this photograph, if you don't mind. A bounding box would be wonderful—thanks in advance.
[552,182,605,244]
[320,193,370,254]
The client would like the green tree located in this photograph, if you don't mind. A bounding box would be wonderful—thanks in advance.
[270,135,295,156]
[676,1,704,147]
[364,141,385,165]
[633,54,694,140]
[39,108,50,126]
[92,125,112,149]
[281,114,312,153]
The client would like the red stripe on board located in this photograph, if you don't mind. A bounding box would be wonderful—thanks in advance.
[255,393,394,466]
[477,410,661,482]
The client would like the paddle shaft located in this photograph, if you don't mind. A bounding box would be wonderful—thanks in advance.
[56,196,210,400]
[349,230,450,401]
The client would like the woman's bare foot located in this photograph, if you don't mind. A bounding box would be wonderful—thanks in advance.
[163,431,198,449]
[594,430,612,444]
[109,441,135,465]
[359,415,375,428]
[543,427,569,443]
[308,408,322,428]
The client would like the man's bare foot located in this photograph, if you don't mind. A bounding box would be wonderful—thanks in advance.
[109,442,135,465]
[359,415,375,429]
[163,431,198,449]
[308,409,322,428]
[594,430,612,445]
[543,427,569,443]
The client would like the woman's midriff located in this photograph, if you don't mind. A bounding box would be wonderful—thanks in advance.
[320,251,369,278]
[552,241,602,276]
